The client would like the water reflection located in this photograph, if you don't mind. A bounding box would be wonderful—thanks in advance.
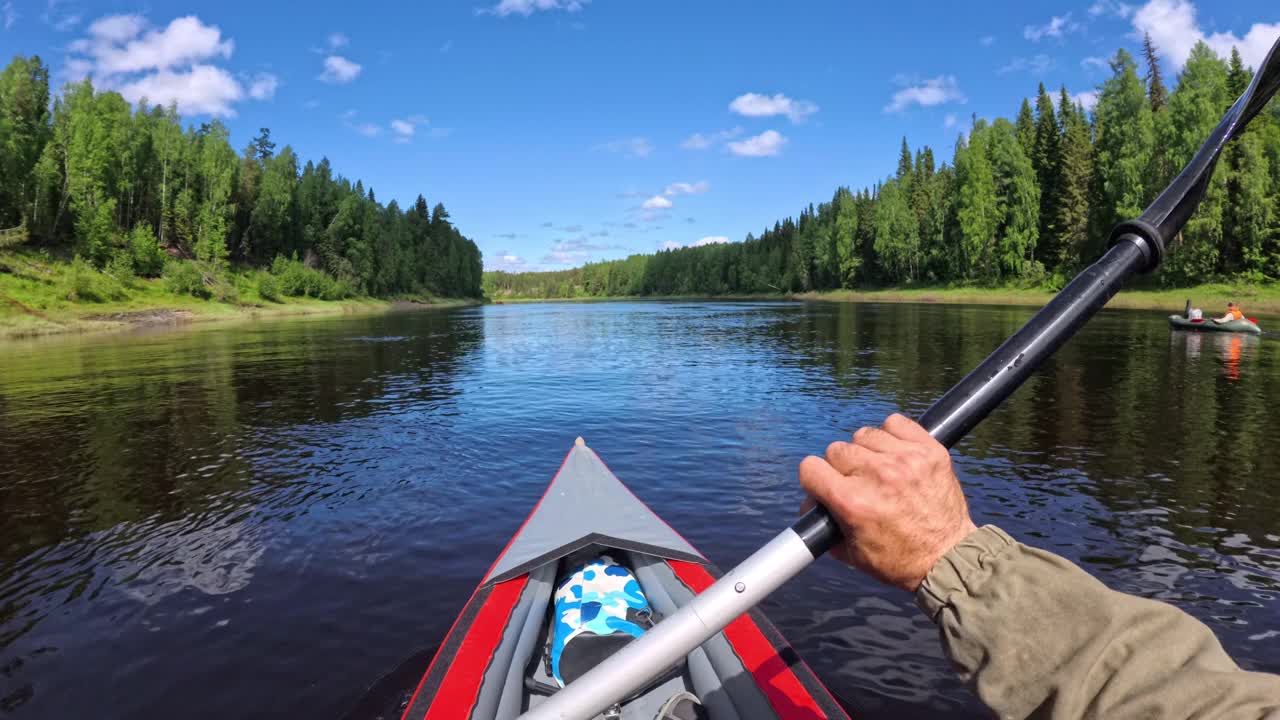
[0,302,1277,720]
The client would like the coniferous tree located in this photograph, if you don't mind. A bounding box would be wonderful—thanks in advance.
[1160,42,1230,281]
[1054,88,1094,272]
[1016,99,1036,159]
[1091,48,1154,259]
[1033,84,1061,261]
[1143,32,1169,112]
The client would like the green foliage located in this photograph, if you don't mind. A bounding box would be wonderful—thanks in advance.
[257,272,281,302]
[128,223,165,276]
[0,56,482,302]
[269,254,351,300]
[63,256,96,301]
[163,260,209,298]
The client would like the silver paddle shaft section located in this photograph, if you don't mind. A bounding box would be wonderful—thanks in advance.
[517,527,816,720]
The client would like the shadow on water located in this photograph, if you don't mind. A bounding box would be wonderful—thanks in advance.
[1,301,1277,720]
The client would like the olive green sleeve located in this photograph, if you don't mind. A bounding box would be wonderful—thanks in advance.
[915,525,1280,719]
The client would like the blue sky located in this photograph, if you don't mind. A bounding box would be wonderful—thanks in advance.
[3,0,1277,271]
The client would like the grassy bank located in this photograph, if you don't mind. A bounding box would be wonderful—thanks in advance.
[796,283,1280,315]
[490,282,1280,315]
[0,250,475,340]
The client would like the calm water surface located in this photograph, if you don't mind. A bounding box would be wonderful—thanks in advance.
[1,301,1278,719]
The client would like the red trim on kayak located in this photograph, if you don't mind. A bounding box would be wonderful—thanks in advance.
[401,450,574,720]
[414,575,528,720]
[668,560,829,720]
[1190,318,1205,323]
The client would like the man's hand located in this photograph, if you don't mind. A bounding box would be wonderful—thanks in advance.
[799,414,978,592]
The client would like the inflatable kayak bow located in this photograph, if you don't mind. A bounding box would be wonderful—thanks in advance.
[511,34,1280,720]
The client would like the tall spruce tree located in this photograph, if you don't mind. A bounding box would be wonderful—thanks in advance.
[1143,32,1169,112]
[1091,48,1154,259]
[1160,42,1230,281]
[1033,84,1061,263]
[1016,99,1036,159]
[1054,88,1093,271]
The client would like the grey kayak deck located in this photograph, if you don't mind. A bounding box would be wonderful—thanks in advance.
[483,438,703,586]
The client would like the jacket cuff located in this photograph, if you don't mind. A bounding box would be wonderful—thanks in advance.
[915,525,1016,622]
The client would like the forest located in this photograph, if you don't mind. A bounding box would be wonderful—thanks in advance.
[0,55,483,302]
[485,39,1280,300]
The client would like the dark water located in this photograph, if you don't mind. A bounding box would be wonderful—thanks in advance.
[1,301,1278,719]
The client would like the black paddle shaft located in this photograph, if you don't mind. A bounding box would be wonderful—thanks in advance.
[794,34,1280,557]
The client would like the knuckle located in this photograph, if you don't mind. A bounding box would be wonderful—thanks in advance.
[825,441,848,463]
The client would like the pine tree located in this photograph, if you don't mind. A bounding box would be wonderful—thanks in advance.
[954,121,999,281]
[0,56,51,229]
[1055,87,1093,271]
[1016,99,1036,159]
[1033,84,1060,263]
[989,118,1041,281]
[896,137,912,181]
[1160,42,1230,281]
[1223,47,1267,276]
[1091,48,1154,259]
[873,178,919,282]
[1142,32,1168,112]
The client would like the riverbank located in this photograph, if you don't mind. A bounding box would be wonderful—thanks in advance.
[0,251,477,341]
[796,283,1280,314]
[490,282,1280,315]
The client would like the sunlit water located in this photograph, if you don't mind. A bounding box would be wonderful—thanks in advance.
[1,301,1278,719]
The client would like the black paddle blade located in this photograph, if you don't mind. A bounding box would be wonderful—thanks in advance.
[1112,33,1280,272]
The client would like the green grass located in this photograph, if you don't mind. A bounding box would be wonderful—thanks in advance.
[0,250,473,340]
[797,282,1280,315]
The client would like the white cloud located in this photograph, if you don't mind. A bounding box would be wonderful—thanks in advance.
[391,119,415,139]
[980,35,995,46]
[599,136,653,158]
[487,251,529,272]
[90,16,234,75]
[944,113,958,129]
[660,236,731,251]
[2,2,14,30]
[885,76,965,112]
[52,13,82,31]
[663,181,709,196]
[1072,90,1100,110]
[728,92,818,123]
[999,54,1054,75]
[247,73,279,100]
[66,14,267,117]
[1024,14,1080,41]
[320,55,362,83]
[119,65,243,116]
[355,122,381,137]
[327,32,349,50]
[1081,55,1109,70]
[680,127,742,150]
[1132,0,1280,70]
[542,249,591,265]
[727,129,787,157]
[87,14,145,42]
[483,0,588,17]
[641,195,673,210]
[1089,0,1134,18]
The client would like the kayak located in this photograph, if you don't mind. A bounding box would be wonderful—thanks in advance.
[401,438,849,720]
[1168,315,1262,334]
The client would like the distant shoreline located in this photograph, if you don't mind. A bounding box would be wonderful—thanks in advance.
[491,283,1280,316]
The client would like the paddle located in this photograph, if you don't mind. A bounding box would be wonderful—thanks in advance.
[521,35,1280,720]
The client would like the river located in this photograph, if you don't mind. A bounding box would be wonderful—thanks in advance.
[1,301,1278,719]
